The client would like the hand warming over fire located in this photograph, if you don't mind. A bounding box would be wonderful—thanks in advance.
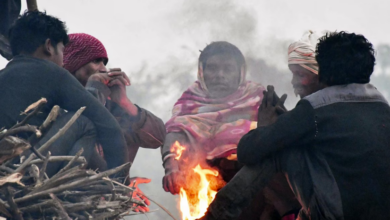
[257,85,287,127]
[163,157,186,195]
[128,177,152,212]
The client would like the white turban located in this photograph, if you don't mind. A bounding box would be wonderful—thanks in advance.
[288,30,320,75]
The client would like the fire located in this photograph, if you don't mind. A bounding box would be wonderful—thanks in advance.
[179,164,219,220]
[171,141,186,160]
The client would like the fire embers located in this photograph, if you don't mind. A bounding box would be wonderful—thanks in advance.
[172,141,226,220]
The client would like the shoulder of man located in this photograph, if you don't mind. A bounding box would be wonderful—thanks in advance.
[303,83,388,109]
[8,55,70,76]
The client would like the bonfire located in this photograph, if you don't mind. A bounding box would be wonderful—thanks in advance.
[171,141,226,220]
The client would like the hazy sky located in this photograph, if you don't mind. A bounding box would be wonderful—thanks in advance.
[1,0,390,70]
[1,1,389,219]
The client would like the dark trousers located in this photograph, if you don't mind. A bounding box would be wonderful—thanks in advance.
[204,156,300,220]
[35,112,107,176]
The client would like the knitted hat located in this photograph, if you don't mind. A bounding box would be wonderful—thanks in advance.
[63,33,108,73]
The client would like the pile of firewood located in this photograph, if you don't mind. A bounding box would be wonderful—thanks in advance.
[0,99,151,220]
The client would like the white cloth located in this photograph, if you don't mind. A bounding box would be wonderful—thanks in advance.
[288,30,321,74]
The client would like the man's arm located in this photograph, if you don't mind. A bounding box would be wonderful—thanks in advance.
[56,70,128,169]
[237,100,316,165]
[86,78,166,148]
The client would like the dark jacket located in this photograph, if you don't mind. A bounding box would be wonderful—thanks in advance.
[0,55,128,169]
[238,83,390,220]
[86,80,166,163]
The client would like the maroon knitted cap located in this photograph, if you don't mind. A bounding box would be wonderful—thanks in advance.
[63,33,108,73]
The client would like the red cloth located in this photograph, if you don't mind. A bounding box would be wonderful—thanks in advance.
[63,33,108,73]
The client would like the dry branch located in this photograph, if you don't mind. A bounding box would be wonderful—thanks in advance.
[15,163,130,203]
[15,107,86,173]
[28,156,86,166]
[0,101,162,220]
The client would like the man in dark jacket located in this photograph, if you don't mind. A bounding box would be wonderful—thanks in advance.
[202,32,390,220]
[62,33,166,212]
[0,11,128,176]
[62,33,166,164]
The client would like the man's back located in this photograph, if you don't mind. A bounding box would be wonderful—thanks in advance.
[0,55,64,129]
[0,55,128,168]
[304,83,390,219]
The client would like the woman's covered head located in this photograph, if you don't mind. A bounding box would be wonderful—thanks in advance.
[198,41,246,98]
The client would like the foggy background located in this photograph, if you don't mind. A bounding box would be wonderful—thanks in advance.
[1,0,390,219]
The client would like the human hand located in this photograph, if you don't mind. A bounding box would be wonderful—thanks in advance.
[257,85,287,127]
[129,177,151,212]
[105,68,131,104]
[87,68,130,87]
[106,68,131,87]
[272,90,288,115]
[162,158,186,195]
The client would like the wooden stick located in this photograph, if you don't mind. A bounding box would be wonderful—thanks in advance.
[39,105,60,132]
[26,0,38,11]
[30,166,91,194]
[27,105,60,160]
[11,98,47,130]
[6,187,23,220]
[0,198,11,217]
[20,200,94,213]
[0,165,14,173]
[53,148,84,177]
[29,147,45,161]
[15,163,130,203]
[28,156,86,166]
[49,193,71,220]
[102,177,178,220]
[0,125,40,140]
[38,151,51,184]
[15,107,86,173]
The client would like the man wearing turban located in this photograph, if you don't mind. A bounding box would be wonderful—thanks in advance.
[204,31,390,220]
[200,31,331,220]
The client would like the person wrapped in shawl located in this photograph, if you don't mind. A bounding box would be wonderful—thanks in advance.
[161,42,265,196]
[200,31,346,220]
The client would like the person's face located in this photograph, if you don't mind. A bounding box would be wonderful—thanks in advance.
[51,42,65,67]
[289,64,322,98]
[74,58,107,86]
[203,54,241,98]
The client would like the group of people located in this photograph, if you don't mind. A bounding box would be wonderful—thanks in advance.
[1,10,390,220]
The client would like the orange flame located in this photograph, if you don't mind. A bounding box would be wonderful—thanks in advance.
[171,141,186,160]
[179,164,219,220]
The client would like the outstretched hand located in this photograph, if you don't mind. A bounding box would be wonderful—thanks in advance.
[129,177,151,212]
[257,85,287,127]
[162,157,186,195]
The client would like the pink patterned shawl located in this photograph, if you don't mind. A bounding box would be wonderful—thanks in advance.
[165,65,265,160]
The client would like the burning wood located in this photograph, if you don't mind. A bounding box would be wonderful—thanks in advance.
[172,141,226,220]
[179,165,219,220]
[0,99,159,220]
